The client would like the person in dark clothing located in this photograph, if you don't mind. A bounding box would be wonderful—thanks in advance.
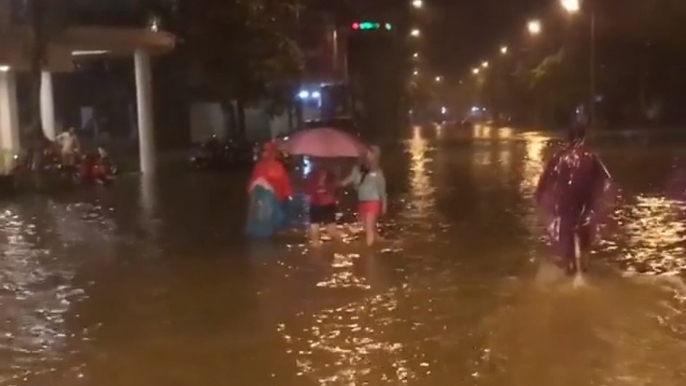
[535,126,613,279]
[305,165,341,247]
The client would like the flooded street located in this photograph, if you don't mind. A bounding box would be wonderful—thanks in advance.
[1,127,685,386]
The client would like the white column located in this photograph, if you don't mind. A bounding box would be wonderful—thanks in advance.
[134,49,156,174]
[40,71,56,140]
[140,174,158,237]
[0,69,20,156]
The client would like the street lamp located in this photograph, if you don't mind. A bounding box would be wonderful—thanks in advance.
[528,19,542,35]
[482,61,489,68]
[413,52,419,59]
[561,0,580,13]
[472,68,480,75]
[413,70,419,76]
[500,45,508,55]
[560,0,596,126]
[435,76,443,82]
[412,0,423,9]
[410,28,420,37]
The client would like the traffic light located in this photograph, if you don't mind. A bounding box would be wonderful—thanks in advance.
[351,21,392,31]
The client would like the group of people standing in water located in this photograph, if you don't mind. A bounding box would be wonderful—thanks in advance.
[246,141,387,247]
[246,124,615,281]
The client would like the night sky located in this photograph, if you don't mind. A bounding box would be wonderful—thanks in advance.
[421,0,550,78]
[325,0,553,78]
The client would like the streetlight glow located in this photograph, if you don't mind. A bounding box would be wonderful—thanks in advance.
[528,20,542,35]
[413,52,419,59]
[561,0,580,13]
[482,61,489,68]
[435,76,443,82]
[472,68,480,75]
[410,28,420,37]
[413,70,419,76]
[500,45,508,55]
[412,0,423,9]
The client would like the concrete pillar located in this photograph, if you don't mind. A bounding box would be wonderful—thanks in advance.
[0,69,20,156]
[140,174,158,238]
[40,71,56,140]
[134,49,155,173]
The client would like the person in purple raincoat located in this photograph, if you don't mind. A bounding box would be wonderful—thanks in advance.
[535,126,613,276]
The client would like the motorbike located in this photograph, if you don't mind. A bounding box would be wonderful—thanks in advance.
[191,137,254,171]
[75,151,117,185]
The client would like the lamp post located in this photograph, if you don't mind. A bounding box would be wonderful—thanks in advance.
[561,0,596,126]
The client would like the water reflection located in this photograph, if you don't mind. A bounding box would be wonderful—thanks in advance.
[610,195,686,275]
[285,290,413,386]
[406,127,435,217]
[473,125,492,140]
[0,130,684,386]
[519,133,549,196]
[0,209,81,385]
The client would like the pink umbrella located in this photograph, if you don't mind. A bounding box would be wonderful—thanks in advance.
[284,127,365,158]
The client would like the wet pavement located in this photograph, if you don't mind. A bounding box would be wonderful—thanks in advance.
[1,126,685,386]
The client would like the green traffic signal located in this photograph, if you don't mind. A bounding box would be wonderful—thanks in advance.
[351,21,393,31]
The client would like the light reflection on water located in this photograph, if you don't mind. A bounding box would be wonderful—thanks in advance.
[0,209,83,385]
[608,195,686,275]
[0,129,685,386]
[519,132,548,197]
[406,127,435,217]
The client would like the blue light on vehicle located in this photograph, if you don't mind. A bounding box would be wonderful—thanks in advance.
[302,156,312,176]
[298,90,310,99]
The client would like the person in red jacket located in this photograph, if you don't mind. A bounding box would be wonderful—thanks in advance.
[248,141,293,203]
[305,165,341,247]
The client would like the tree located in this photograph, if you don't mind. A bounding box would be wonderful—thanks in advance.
[186,0,303,135]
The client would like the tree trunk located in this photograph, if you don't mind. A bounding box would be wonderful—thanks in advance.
[287,102,294,132]
[236,97,247,139]
[224,102,237,137]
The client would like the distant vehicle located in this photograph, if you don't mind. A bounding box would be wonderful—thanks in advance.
[303,117,359,137]
[460,119,474,129]
[190,136,254,171]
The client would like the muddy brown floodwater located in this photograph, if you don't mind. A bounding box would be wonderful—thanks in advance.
[1,126,685,386]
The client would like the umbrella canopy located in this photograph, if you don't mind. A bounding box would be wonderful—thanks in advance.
[284,127,365,158]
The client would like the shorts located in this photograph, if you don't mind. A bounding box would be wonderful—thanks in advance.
[310,203,337,224]
[358,201,382,218]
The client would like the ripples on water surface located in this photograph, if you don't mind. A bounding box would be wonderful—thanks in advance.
[0,127,685,386]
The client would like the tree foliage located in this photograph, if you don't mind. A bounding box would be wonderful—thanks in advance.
[186,0,303,130]
[461,0,686,127]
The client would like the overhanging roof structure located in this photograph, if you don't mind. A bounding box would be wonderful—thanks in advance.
[0,26,176,72]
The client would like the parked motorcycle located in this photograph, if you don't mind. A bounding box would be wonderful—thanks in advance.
[74,149,117,185]
[191,136,254,171]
